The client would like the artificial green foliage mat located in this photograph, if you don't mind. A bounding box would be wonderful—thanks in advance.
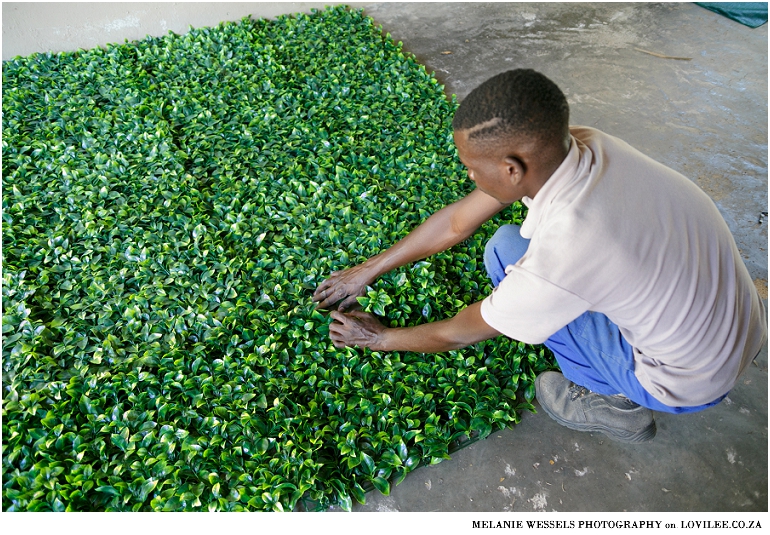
[2,6,554,511]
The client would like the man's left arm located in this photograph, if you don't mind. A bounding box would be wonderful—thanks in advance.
[328,301,501,353]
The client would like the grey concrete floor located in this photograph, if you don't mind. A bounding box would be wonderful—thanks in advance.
[342,2,768,513]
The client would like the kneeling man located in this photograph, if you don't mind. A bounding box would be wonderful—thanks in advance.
[312,69,767,443]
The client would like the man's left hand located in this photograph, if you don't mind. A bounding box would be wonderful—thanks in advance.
[329,310,387,349]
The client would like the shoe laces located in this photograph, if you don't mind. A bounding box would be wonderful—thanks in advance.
[568,384,590,401]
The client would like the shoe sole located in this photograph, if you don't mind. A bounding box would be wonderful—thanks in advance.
[538,400,657,444]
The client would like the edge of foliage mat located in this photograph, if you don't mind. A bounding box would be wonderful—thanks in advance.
[2,5,555,511]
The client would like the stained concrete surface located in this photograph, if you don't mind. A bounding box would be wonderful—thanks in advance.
[1,0,766,515]
[342,2,768,512]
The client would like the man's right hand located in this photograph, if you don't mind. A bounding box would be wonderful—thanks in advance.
[312,263,375,311]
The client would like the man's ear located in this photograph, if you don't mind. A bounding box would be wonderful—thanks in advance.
[503,156,526,186]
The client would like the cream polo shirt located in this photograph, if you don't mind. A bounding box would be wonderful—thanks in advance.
[480,126,767,407]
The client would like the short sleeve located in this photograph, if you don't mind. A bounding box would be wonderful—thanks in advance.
[480,266,591,344]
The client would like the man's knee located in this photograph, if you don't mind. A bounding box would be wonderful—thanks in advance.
[484,224,530,287]
[484,224,529,266]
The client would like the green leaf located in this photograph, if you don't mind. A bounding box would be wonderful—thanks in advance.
[138,478,159,502]
[371,476,391,496]
[524,382,536,402]
[79,394,95,415]
[111,433,129,452]
[96,486,121,496]
[337,493,353,511]
[395,439,408,461]
[256,394,268,409]
[350,482,367,505]
[404,454,421,470]
[380,450,402,467]
[359,452,375,475]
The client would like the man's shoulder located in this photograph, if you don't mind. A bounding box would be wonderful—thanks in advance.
[569,125,670,173]
[568,125,603,139]
[568,125,623,148]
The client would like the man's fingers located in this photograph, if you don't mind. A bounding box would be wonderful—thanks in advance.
[329,320,351,348]
[315,295,339,310]
[329,310,347,324]
[337,295,360,312]
[314,296,331,309]
[314,288,345,310]
[313,284,334,300]
[313,281,353,307]
[348,310,369,318]
[313,271,344,299]
[313,280,331,296]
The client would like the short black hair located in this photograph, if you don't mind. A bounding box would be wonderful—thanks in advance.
[452,69,569,148]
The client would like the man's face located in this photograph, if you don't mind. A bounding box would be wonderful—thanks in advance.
[453,129,523,205]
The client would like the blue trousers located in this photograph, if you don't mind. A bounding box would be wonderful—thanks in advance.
[483,224,725,413]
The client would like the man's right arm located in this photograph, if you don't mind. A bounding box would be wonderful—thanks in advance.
[313,187,509,310]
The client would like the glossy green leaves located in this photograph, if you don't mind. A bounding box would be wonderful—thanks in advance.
[2,6,555,512]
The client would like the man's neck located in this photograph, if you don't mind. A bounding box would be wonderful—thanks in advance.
[526,145,570,199]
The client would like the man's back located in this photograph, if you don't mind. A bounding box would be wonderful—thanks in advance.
[483,126,766,407]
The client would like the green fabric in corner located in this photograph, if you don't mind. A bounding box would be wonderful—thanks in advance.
[696,2,768,28]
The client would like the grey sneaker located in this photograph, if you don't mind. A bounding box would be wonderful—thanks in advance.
[535,372,656,443]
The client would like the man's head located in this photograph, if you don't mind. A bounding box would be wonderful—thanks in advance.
[452,69,570,203]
